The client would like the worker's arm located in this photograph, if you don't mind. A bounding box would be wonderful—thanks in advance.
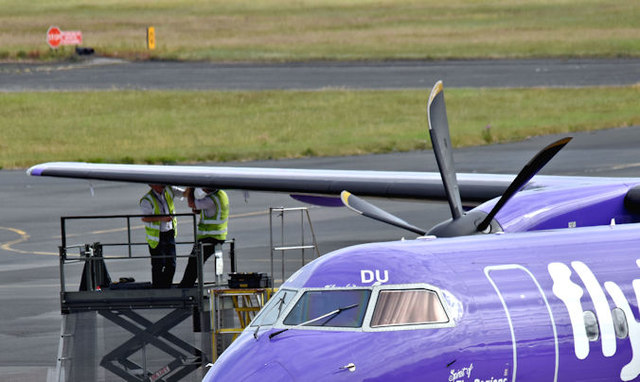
[184,187,195,208]
[183,187,202,213]
[141,216,172,222]
[139,197,173,222]
[170,186,187,198]
[194,193,215,211]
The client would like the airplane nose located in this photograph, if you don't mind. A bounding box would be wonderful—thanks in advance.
[240,361,295,382]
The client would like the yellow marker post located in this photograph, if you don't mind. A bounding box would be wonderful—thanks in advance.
[147,27,156,50]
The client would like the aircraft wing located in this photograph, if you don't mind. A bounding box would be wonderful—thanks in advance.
[27,162,514,203]
[27,162,637,206]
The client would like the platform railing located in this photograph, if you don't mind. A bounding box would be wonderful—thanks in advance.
[58,213,236,295]
[55,213,233,382]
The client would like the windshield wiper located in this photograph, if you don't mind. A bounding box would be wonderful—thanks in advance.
[255,293,288,340]
[269,303,359,340]
[276,293,287,319]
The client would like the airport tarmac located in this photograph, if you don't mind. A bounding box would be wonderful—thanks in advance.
[1,59,640,380]
[1,58,640,91]
[2,125,640,381]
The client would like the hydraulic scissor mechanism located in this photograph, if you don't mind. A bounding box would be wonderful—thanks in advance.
[100,309,204,382]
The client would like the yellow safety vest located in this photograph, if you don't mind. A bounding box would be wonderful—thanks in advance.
[141,188,177,248]
[197,190,229,241]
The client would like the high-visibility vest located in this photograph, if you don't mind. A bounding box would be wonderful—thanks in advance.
[198,190,229,241]
[141,188,177,248]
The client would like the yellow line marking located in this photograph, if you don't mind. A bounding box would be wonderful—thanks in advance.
[63,224,145,238]
[232,210,270,218]
[0,227,57,256]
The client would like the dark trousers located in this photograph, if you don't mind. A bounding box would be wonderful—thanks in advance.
[149,230,176,288]
[179,237,223,288]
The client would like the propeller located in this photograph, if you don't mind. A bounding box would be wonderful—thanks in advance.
[427,80,464,220]
[427,135,571,237]
[339,81,572,238]
[475,137,572,232]
[341,191,426,235]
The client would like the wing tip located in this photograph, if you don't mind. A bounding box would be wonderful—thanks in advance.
[26,165,44,176]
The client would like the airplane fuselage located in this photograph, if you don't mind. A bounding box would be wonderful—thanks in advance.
[205,223,640,381]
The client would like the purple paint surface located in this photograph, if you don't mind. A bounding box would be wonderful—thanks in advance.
[205,224,640,381]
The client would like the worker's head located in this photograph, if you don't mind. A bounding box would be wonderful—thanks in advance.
[149,184,165,193]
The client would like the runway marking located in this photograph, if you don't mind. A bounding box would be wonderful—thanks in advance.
[584,162,640,174]
[607,163,640,171]
[0,227,57,256]
[0,210,271,256]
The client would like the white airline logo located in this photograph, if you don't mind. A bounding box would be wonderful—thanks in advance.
[548,260,640,381]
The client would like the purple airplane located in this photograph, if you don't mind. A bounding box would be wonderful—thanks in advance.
[28,82,640,382]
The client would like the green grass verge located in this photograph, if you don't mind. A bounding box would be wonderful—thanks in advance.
[2,87,639,169]
[1,0,639,61]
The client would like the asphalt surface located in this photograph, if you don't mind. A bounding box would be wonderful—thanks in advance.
[1,59,639,381]
[3,126,640,381]
[1,58,640,91]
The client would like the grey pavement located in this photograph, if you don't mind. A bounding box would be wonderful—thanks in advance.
[2,125,640,380]
[1,58,640,91]
[1,58,639,380]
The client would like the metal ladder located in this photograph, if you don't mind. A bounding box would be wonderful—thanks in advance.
[269,207,320,285]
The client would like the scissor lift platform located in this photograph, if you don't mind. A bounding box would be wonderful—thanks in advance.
[55,214,214,382]
[61,288,201,313]
[59,286,213,381]
[52,209,307,381]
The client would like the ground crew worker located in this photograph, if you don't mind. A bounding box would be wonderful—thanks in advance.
[140,184,183,288]
[179,187,229,288]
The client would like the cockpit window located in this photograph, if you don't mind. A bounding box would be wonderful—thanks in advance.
[250,289,296,327]
[284,289,371,328]
[370,289,448,327]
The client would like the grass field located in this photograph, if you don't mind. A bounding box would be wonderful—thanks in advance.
[2,1,638,170]
[2,86,639,169]
[1,0,639,61]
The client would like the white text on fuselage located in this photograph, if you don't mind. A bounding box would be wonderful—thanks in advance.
[448,363,507,382]
[449,363,473,381]
[548,260,640,382]
[361,269,389,284]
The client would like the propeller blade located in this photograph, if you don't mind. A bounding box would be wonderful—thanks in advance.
[476,137,572,232]
[427,81,464,220]
[341,191,427,235]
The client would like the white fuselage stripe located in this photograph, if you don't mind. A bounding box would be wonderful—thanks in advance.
[485,264,559,382]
